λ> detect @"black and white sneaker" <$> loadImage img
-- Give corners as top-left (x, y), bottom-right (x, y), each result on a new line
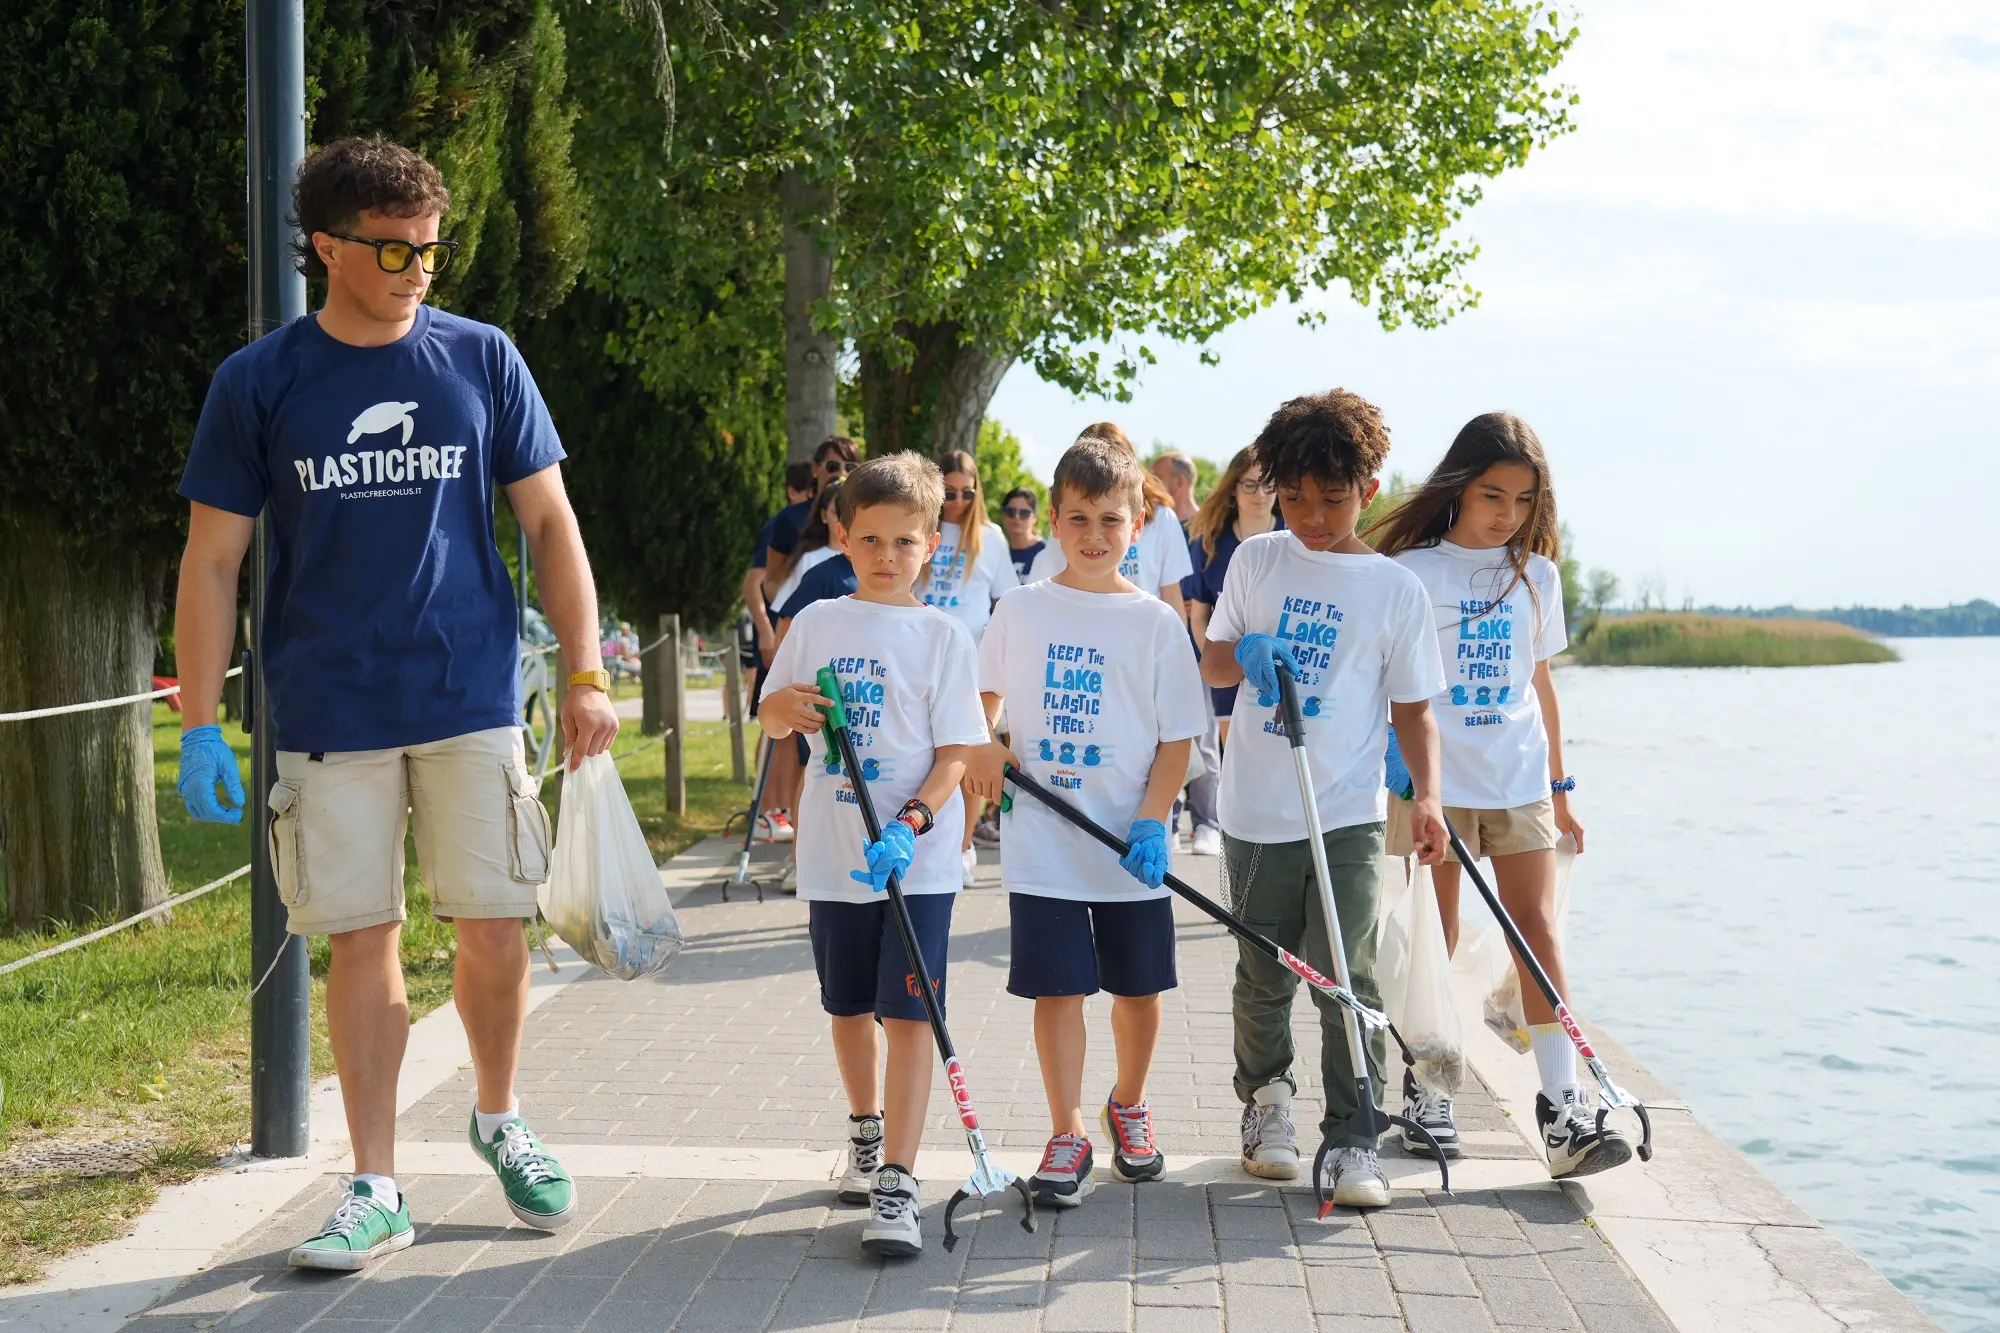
top-left (1400, 1071), bottom-right (1462, 1160)
top-left (837, 1113), bottom-right (884, 1206)
top-left (1538, 1088), bottom-right (1633, 1179)
top-left (861, 1165), bottom-right (923, 1258)
top-left (1030, 1133), bottom-right (1095, 1208)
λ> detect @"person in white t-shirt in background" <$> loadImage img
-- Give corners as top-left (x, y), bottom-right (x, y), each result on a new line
top-left (1200, 389), bottom-right (1448, 1210)
top-left (924, 449), bottom-right (1021, 884)
top-left (1372, 412), bottom-right (1628, 1183)
top-left (1154, 449), bottom-right (1226, 857)
top-left (1027, 424), bottom-right (1191, 626)
top-left (758, 453), bottom-right (988, 1258)
top-left (966, 438), bottom-right (1206, 1207)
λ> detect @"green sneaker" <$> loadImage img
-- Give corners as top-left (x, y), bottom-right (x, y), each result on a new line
top-left (469, 1112), bottom-right (575, 1229)
top-left (287, 1178), bottom-right (414, 1271)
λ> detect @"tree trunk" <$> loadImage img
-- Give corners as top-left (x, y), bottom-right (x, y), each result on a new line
top-left (860, 321), bottom-right (1015, 458)
top-left (779, 169), bottom-right (838, 463)
top-left (0, 509), bottom-right (168, 932)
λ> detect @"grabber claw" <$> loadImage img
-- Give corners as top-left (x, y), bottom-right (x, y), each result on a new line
top-left (1592, 1076), bottom-right (1655, 1163)
top-left (942, 1163), bottom-right (1036, 1252)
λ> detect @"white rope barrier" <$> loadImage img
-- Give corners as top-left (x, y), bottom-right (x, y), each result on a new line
top-left (0, 864), bottom-right (253, 979)
top-left (0, 666), bottom-right (243, 725)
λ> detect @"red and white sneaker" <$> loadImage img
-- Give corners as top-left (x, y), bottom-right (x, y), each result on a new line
top-left (1101, 1097), bottom-right (1165, 1182)
top-left (1029, 1133), bottom-right (1095, 1208)
top-left (755, 809), bottom-right (795, 843)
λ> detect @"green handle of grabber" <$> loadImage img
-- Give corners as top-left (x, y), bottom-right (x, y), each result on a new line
top-left (814, 666), bottom-right (851, 735)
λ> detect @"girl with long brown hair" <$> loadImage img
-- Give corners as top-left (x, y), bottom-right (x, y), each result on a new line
top-left (928, 448), bottom-right (1021, 884)
top-left (1373, 412), bottom-right (1625, 1183)
top-left (1185, 446), bottom-right (1281, 751)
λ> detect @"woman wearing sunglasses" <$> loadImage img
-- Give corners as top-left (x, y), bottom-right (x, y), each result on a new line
top-left (999, 488), bottom-right (1045, 580)
top-left (924, 450), bottom-right (1022, 884)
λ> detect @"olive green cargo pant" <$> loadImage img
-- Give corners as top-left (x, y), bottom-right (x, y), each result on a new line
top-left (1225, 823), bottom-right (1387, 1148)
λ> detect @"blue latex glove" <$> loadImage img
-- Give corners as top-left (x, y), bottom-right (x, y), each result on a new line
top-left (1233, 633), bottom-right (1295, 705)
top-left (1383, 725), bottom-right (1414, 801)
top-left (849, 819), bottom-right (917, 894)
top-left (1118, 819), bottom-right (1170, 889)
top-left (178, 724), bottom-right (246, 824)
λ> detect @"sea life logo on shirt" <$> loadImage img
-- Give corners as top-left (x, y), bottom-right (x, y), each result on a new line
top-left (293, 398), bottom-right (469, 496)
top-left (1452, 598), bottom-right (1515, 727)
top-left (348, 401), bottom-right (419, 446)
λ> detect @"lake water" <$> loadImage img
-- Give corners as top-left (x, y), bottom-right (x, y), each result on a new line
top-left (1541, 638), bottom-right (1999, 1331)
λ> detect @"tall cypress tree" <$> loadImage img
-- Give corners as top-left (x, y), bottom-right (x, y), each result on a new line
top-left (0, 1), bottom-right (585, 931)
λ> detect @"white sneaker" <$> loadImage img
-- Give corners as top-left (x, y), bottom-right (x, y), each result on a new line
top-left (755, 810), bottom-right (795, 844)
top-left (1190, 825), bottom-right (1223, 857)
top-left (837, 1114), bottom-right (883, 1206)
top-left (961, 846), bottom-right (979, 888)
top-left (1240, 1080), bottom-right (1300, 1179)
top-left (1320, 1146), bottom-right (1391, 1209)
top-left (1538, 1088), bottom-right (1632, 1179)
top-left (861, 1165), bottom-right (923, 1258)
top-left (1400, 1072), bottom-right (1462, 1160)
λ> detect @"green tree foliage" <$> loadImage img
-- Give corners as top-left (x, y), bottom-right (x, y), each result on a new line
top-left (537, 0), bottom-right (787, 624)
top-left (521, 286), bottom-right (782, 627)
top-left (976, 420), bottom-right (1046, 526)
top-left (307, 0), bottom-right (587, 330)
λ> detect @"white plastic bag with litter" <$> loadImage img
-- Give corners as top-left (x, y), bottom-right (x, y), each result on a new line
top-left (1378, 859), bottom-right (1464, 1094)
top-left (539, 753), bottom-right (685, 980)
top-left (1471, 835), bottom-right (1576, 1052)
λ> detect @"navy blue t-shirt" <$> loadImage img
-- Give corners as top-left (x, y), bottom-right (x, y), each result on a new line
top-left (179, 306), bottom-right (564, 753)
top-left (1008, 540), bottom-right (1044, 582)
top-left (1188, 519), bottom-right (1283, 716)
top-left (775, 555), bottom-right (857, 621)
top-left (752, 500), bottom-right (810, 569)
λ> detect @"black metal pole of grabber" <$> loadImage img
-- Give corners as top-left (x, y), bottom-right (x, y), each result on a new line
top-left (246, 0), bottom-right (311, 1159)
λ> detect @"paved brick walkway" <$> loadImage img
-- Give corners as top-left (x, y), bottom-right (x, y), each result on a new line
top-left (123, 844), bottom-right (1672, 1331)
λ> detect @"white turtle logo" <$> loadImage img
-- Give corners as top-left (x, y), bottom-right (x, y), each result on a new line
top-left (347, 401), bottom-right (419, 446)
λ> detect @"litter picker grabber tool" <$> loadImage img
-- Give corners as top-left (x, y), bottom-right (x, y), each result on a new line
top-left (1443, 821), bottom-right (1655, 1162)
top-left (815, 666), bottom-right (1033, 1251)
top-left (1273, 672), bottom-right (1450, 1211)
top-left (720, 732), bottom-right (775, 901)
top-left (1001, 768), bottom-right (1390, 1033)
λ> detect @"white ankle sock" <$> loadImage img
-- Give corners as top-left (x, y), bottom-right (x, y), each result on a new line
top-left (476, 1103), bottom-right (521, 1142)
top-left (1529, 1024), bottom-right (1578, 1102)
top-left (354, 1173), bottom-right (399, 1211)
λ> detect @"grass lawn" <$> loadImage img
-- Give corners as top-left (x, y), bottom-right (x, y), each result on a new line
top-left (0, 688), bottom-right (753, 1284)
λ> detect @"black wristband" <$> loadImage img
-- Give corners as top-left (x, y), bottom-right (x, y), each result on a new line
top-left (896, 798), bottom-right (934, 836)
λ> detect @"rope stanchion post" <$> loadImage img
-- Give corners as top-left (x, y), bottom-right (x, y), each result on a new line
top-left (246, 0), bottom-right (311, 1161)
top-left (662, 613), bottom-right (685, 815)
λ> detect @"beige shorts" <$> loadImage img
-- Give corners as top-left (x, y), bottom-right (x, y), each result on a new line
top-left (268, 726), bottom-right (552, 936)
top-left (1386, 795), bottom-right (1558, 862)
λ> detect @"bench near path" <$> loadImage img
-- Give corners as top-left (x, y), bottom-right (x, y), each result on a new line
top-left (16, 837), bottom-right (1938, 1333)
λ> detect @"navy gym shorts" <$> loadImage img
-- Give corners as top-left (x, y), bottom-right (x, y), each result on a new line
top-left (808, 895), bottom-right (955, 1021)
top-left (1006, 893), bottom-right (1178, 999)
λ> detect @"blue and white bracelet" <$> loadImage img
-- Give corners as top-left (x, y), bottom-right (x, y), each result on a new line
top-left (1551, 776), bottom-right (1576, 794)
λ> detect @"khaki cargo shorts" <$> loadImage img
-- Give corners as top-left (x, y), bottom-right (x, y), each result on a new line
top-left (1386, 794), bottom-right (1557, 862)
top-left (268, 726), bottom-right (552, 936)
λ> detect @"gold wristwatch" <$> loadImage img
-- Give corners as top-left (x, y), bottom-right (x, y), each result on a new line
top-left (567, 668), bottom-right (611, 692)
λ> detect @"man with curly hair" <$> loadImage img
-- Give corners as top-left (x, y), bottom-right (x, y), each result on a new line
top-left (1198, 389), bottom-right (1449, 1208)
top-left (173, 137), bottom-right (618, 1269)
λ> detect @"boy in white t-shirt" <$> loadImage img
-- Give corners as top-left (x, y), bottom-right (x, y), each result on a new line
top-left (1199, 389), bottom-right (1449, 1210)
top-left (966, 440), bottom-right (1207, 1210)
top-left (759, 453), bottom-right (988, 1259)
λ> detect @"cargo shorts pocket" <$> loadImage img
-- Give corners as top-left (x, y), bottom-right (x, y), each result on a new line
top-left (506, 763), bottom-right (553, 885)
top-left (267, 780), bottom-right (308, 907)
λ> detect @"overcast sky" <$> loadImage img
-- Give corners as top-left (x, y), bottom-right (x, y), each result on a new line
top-left (986, 0), bottom-right (1999, 608)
